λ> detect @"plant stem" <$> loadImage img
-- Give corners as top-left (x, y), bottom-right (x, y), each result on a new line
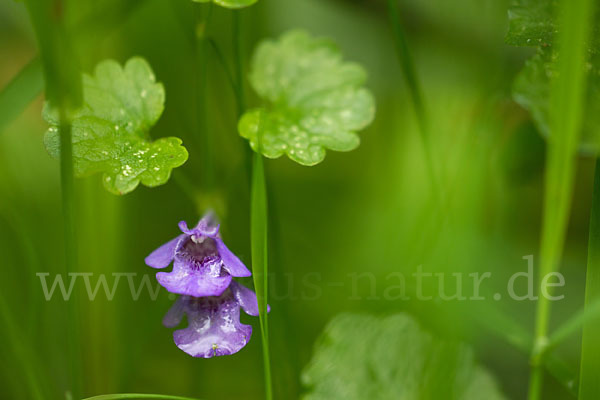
top-left (579, 158), bottom-right (600, 399)
top-left (230, 11), bottom-right (272, 398)
top-left (386, 0), bottom-right (439, 201)
top-left (194, 3), bottom-right (215, 191)
top-left (232, 12), bottom-right (246, 116)
top-left (527, 0), bottom-right (595, 398)
top-left (251, 150), bottom-right (273, 400)
top-left (59, 107), bottom-right (83, 400)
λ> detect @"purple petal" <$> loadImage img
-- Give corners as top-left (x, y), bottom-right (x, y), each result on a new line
top-left (178, 220), bottom-right (194, 235)
top-left (215, 238), bottom-right (251, 277)
top-left (145, 234), bottom-right (185, 269)
top-left (230, 281), bottom-right (271, 316)
top-left (195, 213), bottom-right (220, 237)
top-left (156, 258), bottom-right (232, 297)
top-left (163, 296), bottom-right (186, 328)
top-left (178, 213), bottom-right (220, 238)
top-left (173, 292), bottom-right (252, 358)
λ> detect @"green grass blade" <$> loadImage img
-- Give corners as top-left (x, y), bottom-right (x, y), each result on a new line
top-left (528, 0), bottom-right (595, 398)
top-left (475, 304), bottom-right (577, 396)
top-left (24, 0), bottom-right (84, 397)
top-left (81, 394), bottom-right (201, 400)
top-left (386, 0), bottom-right (439, 200)
top-left (547, 297), bottom-right (600, 350)
top-left (579, 158), bottom-right (600, 399)
top-left (0, 57), bottom-right (43, 133)
top-left (194, 3), bottom-right (215, 190)
top-left (251, 150), bottom-right (273, 400)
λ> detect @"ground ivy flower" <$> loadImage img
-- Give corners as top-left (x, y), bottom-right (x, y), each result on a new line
top-left (163, 281), bottom-right (267, 358)
top-left (145, 214), bottom-right (251, 297)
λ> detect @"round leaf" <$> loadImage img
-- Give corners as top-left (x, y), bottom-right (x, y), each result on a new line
top-left (43, 57), bottom-right (189, 195)
top-left (302, 313), bottom-right (506, 400)
top-left (239, 30), bottom-right (375, 166)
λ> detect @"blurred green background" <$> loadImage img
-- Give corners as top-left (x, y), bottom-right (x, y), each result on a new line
top-left (0, 0), bottom-right (592, 399)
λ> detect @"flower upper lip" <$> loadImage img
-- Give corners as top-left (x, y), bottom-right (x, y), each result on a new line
top-left (145, 214), bottom-right (251, 298)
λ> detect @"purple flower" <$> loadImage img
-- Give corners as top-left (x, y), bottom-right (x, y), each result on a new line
top-left (145, 214), bottom-right (251, 297)
top-left (163, 281), bottom-right (265, 358)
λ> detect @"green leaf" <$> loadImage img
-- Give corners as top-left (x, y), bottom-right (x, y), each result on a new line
top-left (43, 57), bottom-right (188, 195)
top-left (506, 0), bottom-right (554, 47)
top-left (513, 46), bottom-right (600, 155)
top-left (508, 0), bottom-right (600, 154)
top-left (191, 0), bottom-right (257, 9)
top-left (302, 313), bottom-right (506, 400)
top-left (239, 30), bottom-right (375, 166)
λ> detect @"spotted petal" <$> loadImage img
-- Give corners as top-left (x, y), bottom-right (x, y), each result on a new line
top-left (171, 292), bottom-right (252, 358)
top-left (156, 258), bottom-right (232, 297)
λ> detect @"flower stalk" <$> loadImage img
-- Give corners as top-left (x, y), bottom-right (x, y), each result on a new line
top-left (527, 0), bottom-right (595, 398)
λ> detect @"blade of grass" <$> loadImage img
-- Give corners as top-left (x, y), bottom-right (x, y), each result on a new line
top-left (547, 297), bottom-right (600, 351)
top-left (0, 57), bottom-right (43, 133)
top-left (81, 394), bottom-right (201, 400)
top-left (386, 0), bottom-right (440, 202)
top-left (528, 0), bottom-right (595, 398)
top-left (24, 0), bottom-right (84, 397)
top-left (1, 1), bottom-right (147, 135)
top-left (250, 133), bottom-right (273, 400)
top-left (578, 158), bottom-right (600, 399)
top-left (229, 10), bottom-right (271, 399)
top-left (232, 12), bottom-right (246, 117)
top-left (194, 2), bottom-right (215, 190)
top-left (475, 304), bottom-right (578, 396)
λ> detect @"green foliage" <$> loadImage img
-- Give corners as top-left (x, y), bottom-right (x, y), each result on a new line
top-left (239, 30), bottom-right (375, 166)
top-left (43, 57), bottom-right (188, 195)
top-left (508, 0), bottom-right (600, 154)
top-left (302, 313), bottom-right (506, 400)
top-left (192, 0), bottom-right (257, 9)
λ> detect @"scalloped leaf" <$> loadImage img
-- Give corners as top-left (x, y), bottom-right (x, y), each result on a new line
top-left (43, 57), bottom-right (188, 195)
top-left (302, 313), bottom-right (506, 400)
top-left (507, 0), bottom-right (600, 154)
top-left (239, 30), bottom-right (375, 166)
top-left (192, 0), bottom-right (257, 9)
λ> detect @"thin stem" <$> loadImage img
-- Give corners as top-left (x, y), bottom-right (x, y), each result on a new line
top-left (579, 158), bottom-right (600, 399)
top-left (226, 13), bottom-right (251, 183)
top-left (527, 0), bottom-right (595, 398)
top-left (232, 12), bottom-right (246, 116)
top-left (194, 3), bottom-right (215, 191)
top-left (59, 107), bottom-right (83, 400)
top-left (232, 11), bottom-right (272, 398)
top-left (208, 38), bottom-right (236, 97)
top-left (386, 0), bottom-right (439, 201)
top-left (251, 151), bottom-right (273, 400)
